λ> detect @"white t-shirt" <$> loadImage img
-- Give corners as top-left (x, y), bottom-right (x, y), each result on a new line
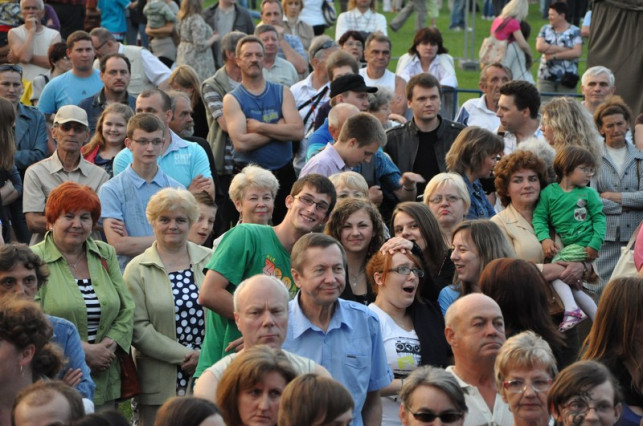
top-left (369, 303), bottom-right (420, 426)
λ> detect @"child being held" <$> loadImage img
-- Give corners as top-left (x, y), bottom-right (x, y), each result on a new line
top-left (533, 145), bottom-right (604, 332)
top-left (143, 0), bottom-right (178, 29)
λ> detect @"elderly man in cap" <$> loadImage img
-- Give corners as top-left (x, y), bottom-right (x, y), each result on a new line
top-left (23, 105), bottom-right (109, 245)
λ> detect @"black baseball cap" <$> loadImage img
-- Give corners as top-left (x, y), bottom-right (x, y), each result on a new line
top-left (330, 74), bottom-right (378, 98)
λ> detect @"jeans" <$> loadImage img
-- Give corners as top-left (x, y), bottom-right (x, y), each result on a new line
top-left (449, 0), bottom-right (465, 28)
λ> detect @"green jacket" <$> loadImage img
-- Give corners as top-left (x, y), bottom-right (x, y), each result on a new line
top-left (33, 233), bottom-right (135, 405)
top-left (123, 241), bottom-right (212, 405)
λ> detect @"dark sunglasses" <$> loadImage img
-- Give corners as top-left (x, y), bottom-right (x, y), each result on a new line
top-left (0, 64), bottom-right (23, 76)
top-left (311, 40), bottom-right (337, 59)
top-left (57, 122), bottom-right (87, 132)
top-left (407, 410), bottom-right (464, 423)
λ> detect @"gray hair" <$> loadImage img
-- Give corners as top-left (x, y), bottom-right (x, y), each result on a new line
top-left (423, 172), bottom-right (471, 214)
top-left (221, 31), bottom-right (246, 60)
top-left (516, 137), bottom-right (556, 183)
top-left (233, 274), bottom-right (289, 312)
top-left (308, 35), bottom-right (335, 63)
top-left (167, 90), bottom-right (192, 112)
top-left (399, 366), bottom-right (468, 413)
top-left (228, 164), bottom-right (280, 203)
top-left (581, 66), bottom-right (615, 87)
top-left (146, 188), bottom-right (199, 226)
top-left (367, 86), bottom-right (393, 112)
top-left (21, 0), bottom-right (44, 10)
top-left (254, 24), bottom-right (278, 38)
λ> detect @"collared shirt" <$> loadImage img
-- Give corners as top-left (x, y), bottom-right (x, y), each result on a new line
top-left (502, 127), bottom-right (544, 155)
top-left (455, 95), bottom-right (500, 131)
top-left (463, 174), bottom-right (496, 219)
top-left (283, 294), bottom-right (393, 426)
top-left (98, 164), bottom-right (184, 270)
top-left (291, 73), bottom-right (330, 133)
top-left (77, 88), bottom-right (137, 136)
top-left (299, 143), bottom-right (349, 177)
top-left (113, 130), bottom-right (212, 187)
top-left (15, 102), bottom-right (48, 172)
top-left (280, 33), bottom-right (307, 62)
top-left (263, 56), bottom-right (299, 87)
top-left (397, 53), bottom-right (458, 87)
top-left (446, 366), bottom-right (514, 426)
top-left (335, 8), bottom-right (387, 41)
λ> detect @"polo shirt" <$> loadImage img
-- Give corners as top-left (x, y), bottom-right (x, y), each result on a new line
top-left (502, 127), bottom-right (544, 155)
top-left (455, 95), bottom-right (500, 131)
top-left (263, 57), bottom-right (299, 87)
top-left (37, 69), bottom-right (104, 115)
top-left (299, 143), bottom-right (349, 177)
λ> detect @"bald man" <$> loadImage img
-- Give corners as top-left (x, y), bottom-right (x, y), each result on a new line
top-left (444, 293), bottom-right (513, 426)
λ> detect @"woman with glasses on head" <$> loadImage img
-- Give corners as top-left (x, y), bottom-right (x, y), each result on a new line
top-left (367, 248), bottom-right (450, 425)
top-left (446, 127), bottom-right (504, 220)
top-left (495, 331), bottom-right (558, 426)
top-left (399, 365), bottom-right (467, 426)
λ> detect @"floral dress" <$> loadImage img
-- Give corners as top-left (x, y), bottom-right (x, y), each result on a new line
top-left (176, 14), bottom-right (216, 81)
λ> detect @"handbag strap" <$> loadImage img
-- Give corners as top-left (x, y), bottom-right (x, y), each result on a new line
top-left (624, 221), bottom-right (643, 251)
top-left (493, 17), bottom-right (512, 35)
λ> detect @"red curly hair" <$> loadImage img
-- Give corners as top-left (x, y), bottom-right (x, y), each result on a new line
top-left (45, 181), bottom-right (101, 226)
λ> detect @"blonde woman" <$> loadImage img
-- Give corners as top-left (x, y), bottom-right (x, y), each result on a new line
top-left (176, 0), bottom-right (218, 81)
top-left (334, 0), bottom-right (386, 41)
top-left (492, 0), bottom-right (533, 82)
top-left (282, 0), bottom-right (314, 50)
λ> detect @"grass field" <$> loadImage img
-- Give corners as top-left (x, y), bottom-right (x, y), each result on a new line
top-left (203, 0), bottom-right (589, 105)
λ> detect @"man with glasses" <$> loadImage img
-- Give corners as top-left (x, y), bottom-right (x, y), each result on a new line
top-left (282, 232), bottom-right (392, 426)
top-left (444, 293), bottom-right (513, 426)
top-left (196, 174), bottom-right (336, 377)
top-left (23, 105), bottom-right (109, 245)
top-left (98, 113), bottom-right (183, 271)
top-left (37, 31), bottom-right (103, 118)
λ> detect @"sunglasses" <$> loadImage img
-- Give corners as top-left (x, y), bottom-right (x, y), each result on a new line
top-left (407, 410), bottom-right (464, 423)
top-left (0, 64), bottom-right (23, 76)
top-left (57, 122), bottom-right (87, 133)
top-left (311, 40), bottom-right (337, 59)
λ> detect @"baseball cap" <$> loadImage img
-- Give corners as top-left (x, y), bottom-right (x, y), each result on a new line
top-left (54, 105), bottom-right (89, 127)
top-left (330, 74), bottom-right (378, 98)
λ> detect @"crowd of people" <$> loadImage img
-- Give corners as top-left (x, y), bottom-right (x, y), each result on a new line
top-left (0, 0), bottom-right (642, 425)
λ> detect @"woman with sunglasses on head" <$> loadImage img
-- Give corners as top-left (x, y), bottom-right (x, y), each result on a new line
top-left (367, 249), bottom-right (450, 425)
top-left (399, 365), bottom-right (468, 426)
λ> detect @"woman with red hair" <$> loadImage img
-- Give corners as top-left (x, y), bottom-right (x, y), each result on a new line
top-left (31, 181), bottom-right (134, 411)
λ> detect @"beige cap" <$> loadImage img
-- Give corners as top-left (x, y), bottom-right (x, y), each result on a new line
top-left (54, 105), bottom-right (89, 127)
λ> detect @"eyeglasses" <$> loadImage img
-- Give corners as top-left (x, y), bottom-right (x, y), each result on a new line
top-left (388, 266), bottom-right (425, 278)
top-left (503, 378), bottom-right (552, 394)
top-left (93, 40), bottom-right (108, 51)
top-left (312, 40), bottom-right (338, 59)
top-left (407, 410), bottom-right (464, 423)
top-left (0, 64), bottom-right (23, 76)
top-left (578, 166), bottom-right (595, 175)
top-left (56, 122), bottom-right (87, 133)
top-left (343, 41), bottom-right (363, 48)
top-left (428, 195), bottom-right (462, 204)
top-left (564, 399), bottom-right (615, 415)
top-left (131, 138), bottom-right (164, 146)
top-left (294, 195), bottom-right (330, 212)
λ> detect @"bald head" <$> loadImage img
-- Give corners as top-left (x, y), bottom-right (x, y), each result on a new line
top-left (328, 103), bottom-right (360, 140)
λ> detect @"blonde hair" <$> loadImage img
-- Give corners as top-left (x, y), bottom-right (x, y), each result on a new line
top-left (347, 0), bottom-right (376, 11)
top-left (168, 65), bottom-right (202, 108)
top-left (500, 0), bottom-right (529, 20)
top-left (329, 171), bottom-right (369, 199)
top-left (178, 0), bottom-right (202, 20)
top-left (423, 172), bottom-right (471, 214)
top-left (146, 188), bottom-right (200, 226)
top-left (81, 104), bottom-right (134, 157)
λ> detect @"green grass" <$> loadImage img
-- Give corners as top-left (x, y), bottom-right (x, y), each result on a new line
top-left (203, 0), bottom-right (589, 105)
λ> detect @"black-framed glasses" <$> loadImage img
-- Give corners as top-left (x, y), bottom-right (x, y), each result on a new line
top-left (131, 138), bottom-right (164, 146)
top-left (503, 378), bottom-right (552, 394)
top-left (428, 195), bottom-right (462, 204)
top-left (0, 64), bottom-right (23, 76)
top-left (294, 195), bottom-right (329, 212)
top-left (407, 410), bottom-right (464, 423)
top-left (311, 40), bottom-right (337, 59)
top-left (56, 122), bottom-right (87, 133)
top-left (388, 266), bottom-right (425, 278)
top-left (563, 399), bottom-right (615, 415)
top-left (93, 40), bottom-right (108, 51)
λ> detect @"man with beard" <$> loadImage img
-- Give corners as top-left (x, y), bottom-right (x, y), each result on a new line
top-left (78, 54), bottom-right (136, 136)
top-left (37, 31), bottom-right (103, 118)
top-left (455, 64), bottom-right (512, 131)
top-left (444, 293), bottom-right (513, 426)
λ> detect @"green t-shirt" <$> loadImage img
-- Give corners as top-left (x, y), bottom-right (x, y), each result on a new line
top-left (195, 224), bottom-right (294, 377)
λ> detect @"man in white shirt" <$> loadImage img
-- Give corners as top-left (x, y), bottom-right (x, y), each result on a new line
top-left (456, 63), bottom-right (511, 131)
top-left (580, 66), bottom-right (615, 115)
top-left (497, 80), bottom-right (543, 154)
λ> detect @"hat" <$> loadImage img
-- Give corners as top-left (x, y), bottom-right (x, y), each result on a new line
top-left (54, 105), bottom-right (89, 127)
top-left (330, 74), bottom-right (377, 98)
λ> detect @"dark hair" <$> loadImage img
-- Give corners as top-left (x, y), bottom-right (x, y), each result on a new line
top-left (235, 35), bottom-right (265, 58)
top-left (138, 88), bottom-right (172, 112)
top-left (326, 50), bottom-right (359, 80)
top-left (254, 23), bottom-right (279, 38)
top-left (66, 30), bottom-right (92, 51)
top-left (126, 112), bottom-right (165, 138)
top-left (325, 198), bottom-right (386, 260)
top-left (549, 1), bottom-right (568, 16)
top-left (445, 127), bottom-right (504, 175)
top-left (47, 42), bottom-right (68, 70)
top-left (290, 174), bottom-right (337, 214)
top-left (99, 53), bottom-right (131, 74)
top-left (337, 112), bottom-right (386, 147)
top-left (494, 150), bottom-right (548, 207)
top-left (0, 298), bottom-right (63, 380)
top-left (337, 30), bottom-right (365, 48)
top-left (154, 397), bottom-right (221, 426)
top-left (553, 145), bottom-right (596, 181)
top-left (479, 258), bottom-right (565, 353)
top-left (291, 233), bottom-right (347, 273)
top-left (0, 243), bottom-right (49, 289)
top-left (406, 73), bottom-right (441, 100)
top-left (593, 95), bottom-right (633, 130)
top-left (499, 80), bottom-right (541, 119)
top-left (70, 410), bottom-right (130, 426)
top-left (409, 27), bottom-right (448, 56)
top-left (13, 380), bottom-right (85, 424)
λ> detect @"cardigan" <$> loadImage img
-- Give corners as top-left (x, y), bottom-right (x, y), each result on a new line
top-left (123, 241), bottom-right (212, 405)
top-left (33, 234), bottom-right (135, 405)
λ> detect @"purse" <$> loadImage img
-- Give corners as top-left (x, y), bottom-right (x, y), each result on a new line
top-left (609, 222), bottom-right (642, 281)
top-left (321, 0), bottom-right (337, 27)
top-left (479, 18), bottom-right (511, 66)
top-left (117, 349), bottom-right (141, 401)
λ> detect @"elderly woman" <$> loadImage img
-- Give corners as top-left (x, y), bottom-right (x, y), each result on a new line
top-left (7, 0), bottom-right (62, 81)
top-left (334, 0), bottom-right (386, 41)
top-left (548, 361), bottom-right (623, 426)
top-left (325, 198), bottom-right (387, 304)
top-left (446, 127), bottom-right (504, 219)
top-left (581, 277), bottom-right (643, 425)
top-left (0, 297), bottom-right (64, 426)
top-left (593, 97), bottom-right (643, 289)
top-left (399, 365), bottom-right (468, 426)
top-left (329, 171), bottom-right (369, 201)
top-left (279, 374), bottom-right (354, 426)
top-left (367, 249), bottom-right (449, 425)
top-left (123, 188), bottom-right (212, 426)
top-left (168, 65), bottom-right (209, 139)
top-left (32, 182), bottom-right (134, 410)
top-left (282, 0), bottom-right (314, 51)
top-left (494, 331), bottom-right (558, 426)
top-left (396, 27), bottom-right (457, 88)
top-left (337, 30), bottom-right (365, 63)
top-left (439, 219), bottom-right (516, 314)
top-left (216, 345), bottom-right (297, 426)
top-left (480, 258), bottom-right (568, 367)
top-left (368, 86), bottom-right (406, 129)
top-left (423, 173), bottom-right (471, 247)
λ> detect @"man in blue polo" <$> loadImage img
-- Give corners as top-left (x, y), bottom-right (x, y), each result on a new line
top-left (283, 233), bottom-right (392, 426)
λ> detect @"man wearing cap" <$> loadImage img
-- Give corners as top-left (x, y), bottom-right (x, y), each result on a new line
top-left (222, 35), bottom-right (304, 223)
top-left (23, 105), bottom-right (109, 245)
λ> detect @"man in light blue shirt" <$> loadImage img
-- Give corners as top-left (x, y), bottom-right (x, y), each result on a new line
top-left (99, 113), bottom-right (183, 271)
top-left (283, 233), bottom-right (392, 426)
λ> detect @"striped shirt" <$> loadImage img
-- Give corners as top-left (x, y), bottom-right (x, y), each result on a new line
top-left (76, 278), bottom-right (101, 343)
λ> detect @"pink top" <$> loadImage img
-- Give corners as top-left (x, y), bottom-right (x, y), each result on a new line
top-left (491, 16), bottom-right (520, 41)
top-left (634, 226), bottom-right (643, 271)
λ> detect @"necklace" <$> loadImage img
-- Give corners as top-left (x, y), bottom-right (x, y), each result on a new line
top-left (64, 251), bottom-right (86, 277)
top-left (348, 265), bottom-right (365, 288)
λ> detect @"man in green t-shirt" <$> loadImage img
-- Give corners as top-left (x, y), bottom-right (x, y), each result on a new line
top-left (195, 173), bottom-right (336, 377)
